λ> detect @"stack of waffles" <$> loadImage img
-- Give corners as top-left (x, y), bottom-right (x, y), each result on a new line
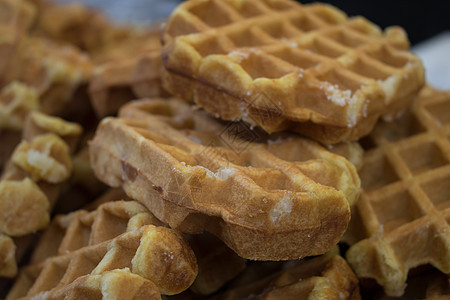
top-left (0, 0), bottom-right (448, 299)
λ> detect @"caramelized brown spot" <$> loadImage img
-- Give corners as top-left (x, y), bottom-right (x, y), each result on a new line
top-left (152, 185), bottom-right (163, 194)
top-left (121, 161), bottom-right (138, 182)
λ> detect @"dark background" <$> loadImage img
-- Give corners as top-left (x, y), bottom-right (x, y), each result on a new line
top-left (299, 0), bottom-right (450, 45)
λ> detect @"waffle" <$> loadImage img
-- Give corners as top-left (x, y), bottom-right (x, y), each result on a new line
top-left (212, 254), bottom-right (360, 299)
top-left (345, 87), bottom-right (450, 297)
top-left (10, 133), bottom-right (72, 184)
top-left (89, 98), bottom-right (360, 260)
top-left (89, 31), bottom-right (164, 117)
top-left (17, 268), bottom-right (162, 300)
top-left (28, 200), bottom-right (163, 264)
top-left (161, 0), bottom-right (424, 144)
top-left (0, 178), bottom-right (48, 278)
top-left (0, 178), bottom-right (49, 238)
top-left (7, 201), bottom-right (198, 299)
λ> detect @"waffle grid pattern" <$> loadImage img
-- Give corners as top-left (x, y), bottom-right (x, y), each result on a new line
top-left (162, 0), bottom-right (424, 143)
top-left (29, 201), bottom-right (161, 264)
top-left (346, 87), bottom-right (450, 297)
top-left (7, 201), bottom-right (196, 299)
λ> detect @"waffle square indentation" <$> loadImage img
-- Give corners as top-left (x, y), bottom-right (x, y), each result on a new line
top-left (268, 48), bottom-right (320, 70)
top-left (421, 174), bottom-right (450, 211)
top-left (371, 190), bottom-right (423, 233)
top-left (426, 101), bottom-right (450, 127)
top-left (399, 142), bottom-right (448, 175)
top-left (262, 0), bottom-right (298, 11)
top-left (366, 46), bottom-right (410, 69)
top-left (189, 0), bottom-right (237, 27)
top-left (382, 112), bottom-right (426, 142)
top-left (360, 154), bottom-right (400, 191)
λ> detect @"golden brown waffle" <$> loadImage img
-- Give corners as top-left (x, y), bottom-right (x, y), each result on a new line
top-left (0, 178), bottom-right (48, 278)
top-left (29, 200), bottom-right (163, 264)
top-left (10, 134), bottom-right (72, 184)
top-left (89, 98), bottom-right (360, 260)
top-left (345, 87), bottom-right (450, 297)
top-left (161, 0), bottom-right (424, 144)
top-left (212, 254), bottom-right (360, 299)
top-left (7, 201), bottom-right (198, 299)
top-left (18, 268), bottom-right (162, 300)
top-left (89, 32), bottom-right (164, 117)
top-left (0, 178), bottom-right (49, 237)
top-left (1, 109), bottom-right (81, 188)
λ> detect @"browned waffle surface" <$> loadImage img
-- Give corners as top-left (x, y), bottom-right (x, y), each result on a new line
top-left (89, 98), bottom-right (360, 260)
top-left (345, 87), bottom-right (450, 297)
top-left (29, 200), bottom-right (164, 265)
top-left (18, 268), bottom-right (162, 300)
top-left (212, 254), bottom-right (360, 299)
top-left (161, 0), bottom-right (424, 144)
top-left (0, 178), bottom-right (49, 238)
top-left (7, 201), bottom-right (197, 299)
